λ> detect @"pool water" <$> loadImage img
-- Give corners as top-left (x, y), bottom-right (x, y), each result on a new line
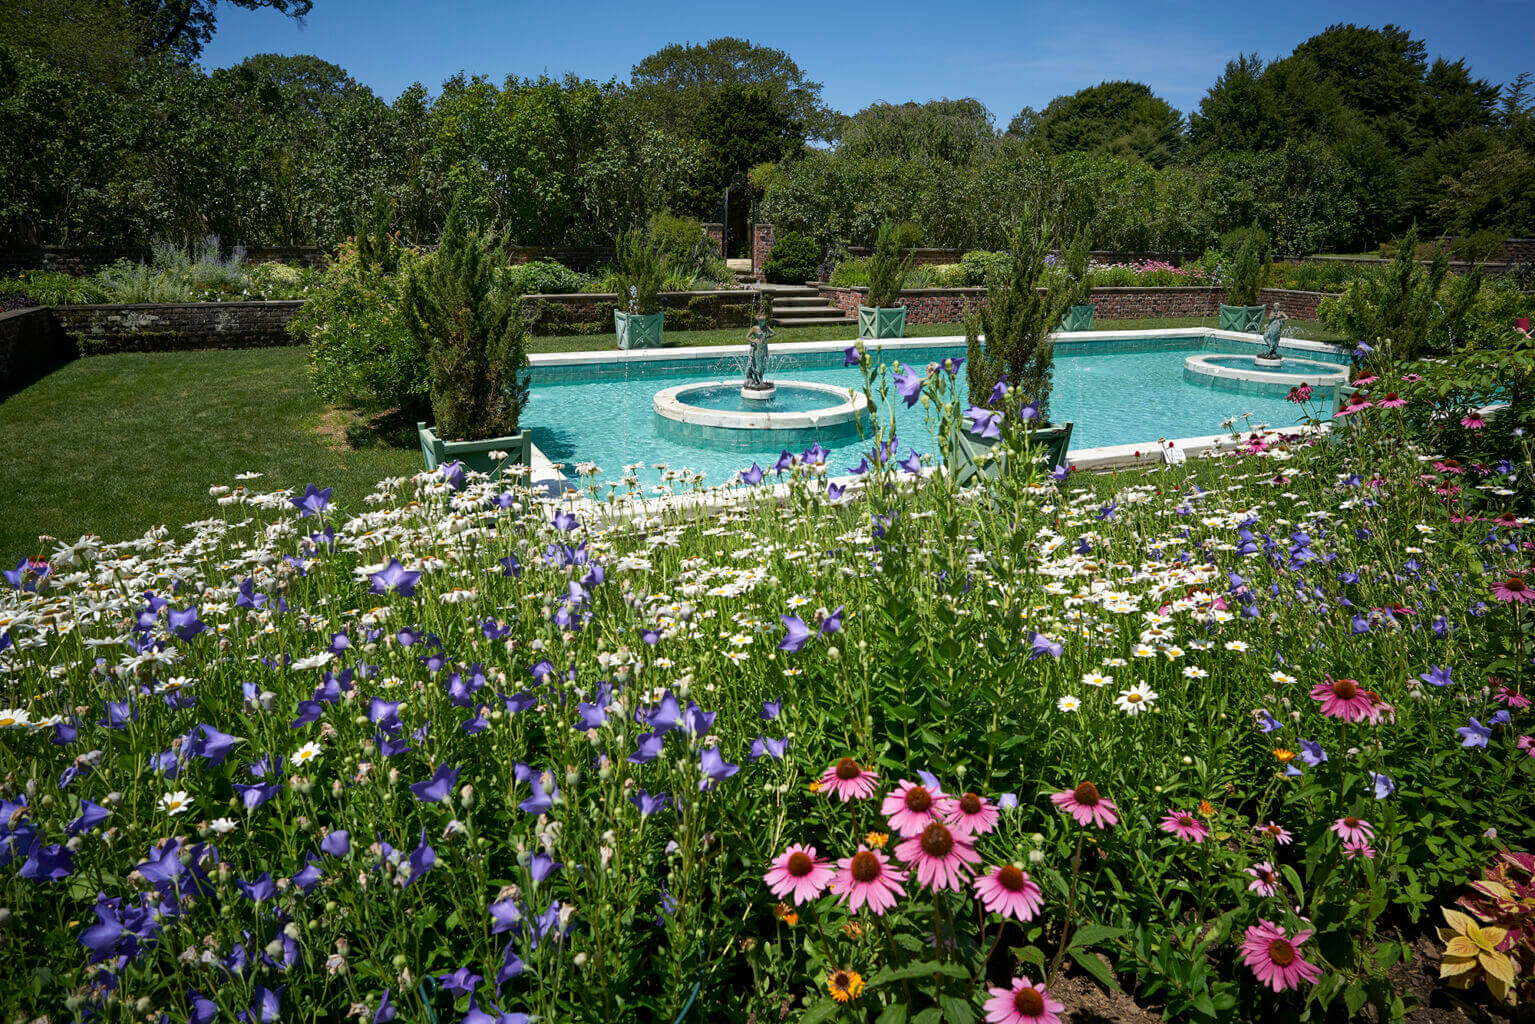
top-left (678, 383), bottom-right (851, 413)
top-left (523, 340), bottom-right (1332, 488)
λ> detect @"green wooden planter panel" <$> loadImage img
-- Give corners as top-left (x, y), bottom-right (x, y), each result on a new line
top-left (949, 422), bottom-right (1074, 487)
top-left (858, 305), bottom-right (907, 340)
top-left (615, 310), bottom-right (665, 350)
top-left (1218, 304), bottom-right (1267, 332)
top-left (418, 422), bottom-right (532, 477)
top-left (1060, 304), bottom-right (1096, 331)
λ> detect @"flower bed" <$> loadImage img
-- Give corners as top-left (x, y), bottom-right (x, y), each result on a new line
top-left (1, 366), bottom-right (1532, 1022)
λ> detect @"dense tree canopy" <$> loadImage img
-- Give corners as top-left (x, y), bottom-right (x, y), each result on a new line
top-left (2, 17), bottom-right (1531, 254)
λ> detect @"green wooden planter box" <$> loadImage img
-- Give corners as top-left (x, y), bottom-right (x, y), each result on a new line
top-left (418, 422), bottom-right (532, 477)
top-left (615, 310), bottom-right (664, 350)
top-left (1219, 304), bottom-right (1267, 332)
top-left (949, 422), bottom-right (1074, 487)
top-left (1060, 304), bottom-right (1096, 331)
top-left (858, 305), bottom-right (907, 340)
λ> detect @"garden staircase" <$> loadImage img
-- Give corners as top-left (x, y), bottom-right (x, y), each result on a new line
top-left (754, 283), bottom-right (854, 329)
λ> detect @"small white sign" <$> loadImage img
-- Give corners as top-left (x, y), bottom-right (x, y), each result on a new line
top-left (1163, 445), bottom-right (1187, 465)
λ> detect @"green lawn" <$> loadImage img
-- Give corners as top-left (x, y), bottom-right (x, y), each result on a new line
top-left (0, 347), bottom-right (420, 559)
top-left (529, 315), bottom-right (1347, 351)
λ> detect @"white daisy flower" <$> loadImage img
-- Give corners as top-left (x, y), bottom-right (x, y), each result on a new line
top-left (290, 742), bottom-right (323, 767)
top-left (209, 817), bottom-right (238, 835)
top-left (1082, 671), bottom-right (1113, 688)
top-left (1056, 695), bottom-right (1082, 713)
top-left (159, 791), bottom-right (193, 816)
top-left (1224, 640), bottom-right (1251, 653)
top-left (0, 708), bottom-right (31, 729)
top-left (1114, 682), bottom-right (1159, 716)
top-left (1182, 666), bottom-right (1208, 679)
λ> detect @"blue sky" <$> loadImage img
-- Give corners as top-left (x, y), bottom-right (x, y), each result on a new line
top-left (201, 0), bottom-right (1534, 119)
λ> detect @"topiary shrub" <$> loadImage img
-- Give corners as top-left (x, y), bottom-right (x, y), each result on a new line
top-left (611, 228), bottom-right (669, 313)
top-left (960, 250), bottom-right (1011, 287)
top-left (865, 221), bottom-right (914, 309)
top-left (762, 232), bottom-right (820, 284)
top-left (505, 260), bottom-right (588, 296)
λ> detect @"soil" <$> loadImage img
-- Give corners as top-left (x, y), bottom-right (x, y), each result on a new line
top-left (1051, 964), bottom-right (1162, 1023)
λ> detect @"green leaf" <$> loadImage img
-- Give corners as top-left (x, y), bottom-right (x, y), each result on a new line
top-left (911, 1009), bottom-right (945, 1024)
top-left (1016, 944), bottom-right (1047, 969)
top-left (1068, 924), bottom-right (1127, 951)
top-left (1192, 992), bottom-right (1217, 1019)
top-left (798, 998), bottom-right (844, 1024)
top-left (1344, 981), bottom-right (1368, 1017)
top-left (878, 959), bottom-right (969, 982)
top-left (938, 994), bottom-right (976, 1024)
top-left (875, 1004), bottom-right (908, 1024)
top-left (1281, 864), bottom-right (1304, 905)
top-left (1069, 948), bottom-right (1119, 991)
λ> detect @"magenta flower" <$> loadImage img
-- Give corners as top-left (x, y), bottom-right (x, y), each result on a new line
top-left (1344, 839), bottom-right (1376, 860)
top-left (881, 779), bottom-right (947, 838)
top-left (1158, 810), bottom-right (1209, 843)
top-left (1255, 821), bottom-right (1293, 845)
top-left (1050, 781), bottom-right (1118, 828)
top-left (819, 758), bottom-right (879, 802)
top-left (763, 844), bottom-right (835, 905)
top-left (895, 822), bottom-right (980, 892)
top-left (1309, 677), bottom-right (1376, 722)
top-left (983, 976), bottom-right (1064, 1024)
top-left (974, 864), bottom-right (1043, 921)
top-left (1239, 920), bottom-right (1320, 992)
top-left (1461, 412), bottom-right (1485, 429)
top-left (832, 846), bottom-right (906, 915)
top-left (1492, 577), bottom-right (1534, 603)
top-left (942, 791), bottom-right (1000, 836)
top-left (1376, 391), bottom-right (1406, 408)
top-left (1246, 862), bottom-right (1280, 897)
top-left (1330, 815), bottom-right (1374, 844)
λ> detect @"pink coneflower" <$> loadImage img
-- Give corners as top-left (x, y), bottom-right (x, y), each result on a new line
top-left (1310, 677), bottom-right (1375, 722)
top-left (881, 779), bottom-right (947, 838)
top-left (1159, 810), bottom-right (1209, 843)
top-left (1330, 815), bottom-right (1374, 844)
top-left (820, 758), bottom-right (880, 802)
top-left (1255, 822), bottom-right (1293, 845)
top-left (1494, 685), bottom-right (1531, 708)
top-left (983, 976), bottom-right (1064, 1024)
top-left (1353, 374), bottom-right (1380, 386)
top-left (942, 791), bottom-right (1000, 836)
top-left (1050, 781), bottom-right (1118, 828)
top-left (1335, 395), bottom-right (1372, 417)
top-left (1286, 384), bottom-right (1313, 403)
top-left (1400, 372), bottom-right (1423, 383)
top-left (896, 822), bottom-right (981, 892)
top-left (1239, 920), bottom-right (1321, 992)
top-left (763, 844), bottom-right (835, 904)
top-left (1461, 412), bottom-right (1486, 429)
top-left (1344, 839), bottom-right (1376, 860)
top-left (1518, 735), bottom-right (1533, 759)
top-left (1492, 577), bottom-right (1534, 604)
top-left (1246, 862), bottom-right (1280, 897)
top-left (1376, 392), bottom-right (1406, 408)
top-left (973, 864), bottom-right (1044, 921)
top-left (832, 845), bottom-right (907, 915)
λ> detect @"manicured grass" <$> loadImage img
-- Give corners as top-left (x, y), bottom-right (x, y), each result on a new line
top-left (0, 347), bottom-right (420, 559)
top-left (528, 316), bottom-right (1348, 352)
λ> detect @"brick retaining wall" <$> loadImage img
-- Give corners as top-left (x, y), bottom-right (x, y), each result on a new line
top-left (518, 290), bottom-right (756, 335)
top-left (51, 301), bottom-right (306, 355)
top-left (841, 248), bottom-right (1204, 269)
top-left (819, 285), bottom-right (1328, 324)
top-left (0, 306), bottom-right (76, 393)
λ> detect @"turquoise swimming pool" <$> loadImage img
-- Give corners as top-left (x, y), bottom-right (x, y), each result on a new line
top-left (522, 336), bottom-right (1348, 487)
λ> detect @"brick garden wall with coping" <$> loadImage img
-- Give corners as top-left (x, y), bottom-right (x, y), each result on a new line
top-left (50, 302), bottom-right (307, 355)
top-left (818, 285), bottom-right (1330, 323)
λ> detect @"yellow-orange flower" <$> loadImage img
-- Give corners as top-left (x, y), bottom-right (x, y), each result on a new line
top-left (807, 780), bottom-right (823, 794)
top-left (772, 902), bottom-right (798, 926)
top-left (828, 969), bottom-right (865, 1003)
top-left (1198, 799), bottom-right (1216, 817)
top-left (864, 831), bottom-right (889, 849)
top-left (1273, 748), bottom-right (1296, 763)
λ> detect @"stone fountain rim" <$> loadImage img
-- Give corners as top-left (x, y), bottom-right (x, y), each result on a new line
top-left (653, 380), bottom-right (868, 431)
top-left (1184, 352), bottom-right (1350, 388)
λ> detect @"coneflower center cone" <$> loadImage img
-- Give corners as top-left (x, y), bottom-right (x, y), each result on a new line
top-left (1073, 782), bottom-right (1101, 806)
top-left (850, 851), bottom-right (881, 882)
top-left (919, 822), bottom-right (954, 857)
top-left (1014, 988), bottom-right (1046, 1016)
top-left (997, 865), bottom-right (1026, 891)
top-left (959, 793), bottom-right (982, 814)
top-left (1333, 679), bottom-right (1359, 699)
top-left (835, 758), bottom-right (861, 780)
top-left (1268, 938), bottom-right (1295, 966)
top-left (904, 786), bottom-right (933, 812)
top-left (786, 852), bottom-right (813, 877)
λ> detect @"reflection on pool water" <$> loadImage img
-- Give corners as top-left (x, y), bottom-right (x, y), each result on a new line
top-left (522, 338), bottom-right (1347, 488)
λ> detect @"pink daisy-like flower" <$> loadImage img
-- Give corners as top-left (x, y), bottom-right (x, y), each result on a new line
top-left (1255, 821), bottom-right (1293, 845)
top-left (974, 864), bottom-right (1044, 921)
top-left (1400, 373), bottom-right (1423, 383)
top-left (831, 845), bottom-right (907, 915)
top-left (820, 758), bottom-right (880, 802)
top-left (1246, 862), bottom-right (1280, 897)
top-left (1159, 810), bottom-right (1209, 843)
top-left (1352, 374), bottom-right (1380, 386)
top-left (983, 976), bottom-right (1064, 1024)
top-left (1334, 395), bottom-right (1372, 417)
top-left (1310, 677), bottom-right (1375, 722)
top-left (1492, 577), bottom-right (1534, 604)
top-left (1461, 412), bottom-right (1485, 429)
top-left (1344, 839), bottom-right (1376, 860)
top-left (942, 791), bottom-right (1000, 836)
top-left (895, 822), bottom-right (981, 892)
top-left (1376, 391), bottom-right (1406, 408)
top-left (1495, 686), bottom-right (1532, 709)
top-left (1239, 920), bottom-right (1321, 992)
top-left (1517, 735), bottom-right (1533, 759)
top-left (763, 844), bottom-right (835, 905)
top-left (1050, 781), bottom-right (1118, 828)
top-left (881, 779), bottom-right (947, 838)
top-left (1330, 815), bottom-right (1374, 845)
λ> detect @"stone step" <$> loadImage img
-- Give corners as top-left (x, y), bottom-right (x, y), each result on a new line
top-left (773, 316), bottom-right (856, 328)
top-left (771, 305), bottom-right (844, 319)
top-left (771, 296), bottom-right (834, 307)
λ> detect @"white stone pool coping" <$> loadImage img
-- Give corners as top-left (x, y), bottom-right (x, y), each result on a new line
top-left (524, 327), bottom-right (1348, 492)
top-left (1184, 352), bottom-right (1351, 388)
top-left (652, 380), bottom-right (868, 432)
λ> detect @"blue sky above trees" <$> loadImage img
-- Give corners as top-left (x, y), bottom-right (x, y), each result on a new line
top-left (200, 0), bottom-right (1535, 115)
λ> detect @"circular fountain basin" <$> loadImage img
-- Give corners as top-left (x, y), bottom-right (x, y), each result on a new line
top-left (1184, 352), bottom-right (1349, 397)
top-left (653, 381), bottom-right (868, 450)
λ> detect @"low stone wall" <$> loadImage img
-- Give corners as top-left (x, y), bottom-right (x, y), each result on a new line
top-left (519, 290), bottom-right (756, 336)
top-left (841, 247), bottom-right (1203, 269)
top-left (51, 302), bottom-right (306, 355)
top-left (0, 306), bottom-right (75, 393)
top-left (818, 285), bottom-right (1329, 324)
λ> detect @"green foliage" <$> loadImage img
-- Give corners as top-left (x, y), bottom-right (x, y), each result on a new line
top-left (1023, 81), bottom-right (1184, 167)
top-left (1319, 226), bottom-right (1484, 358)
top-left (0, 269), bottom-right (105, 305)
top-left (960, 250), bottom-right (1012, 287)
top-left (404, 207), bottom-right (530, 440)
top-left (965, 213), bottom-right (1085, 422)
top-left (690, 84), bottom-right (803, 207)
top-left (865, 221), bottom-right (914, 309)
top-left (610, 228), bottom-right (669, 314)
top-left (88, 238), bottom-right (314, 303)
top-left (292, 238), bottom-right (429, 415)
top-left (1222, 228), bottom-right (1269, 306)
top-left (1452, 229), bottom-right (1507, 264)
top-left (1396, 323), bottom-right (1535, 463)
top-left (504, 260), bottom-right (589, 296)
top-left (761, 231), bottom-right (819, 285)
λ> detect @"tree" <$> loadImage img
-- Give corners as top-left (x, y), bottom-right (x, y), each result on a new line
top-left (1291, 23), bottom-right (1425, 146)
top-left (690, 84), bottom-right (802, 212)
top-left (129, 0), bottom-right (313, 59)
top-left (839, 99), bottom-right (997, 166)
top-left (626, 37), bottom-right (838, 142)
top-left (0, 0), bottom-right (148, 87)
top-left (1187, 54), bottom-right (1278, 155)
top-left (1024, 81), bottom-right (1183, 167)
